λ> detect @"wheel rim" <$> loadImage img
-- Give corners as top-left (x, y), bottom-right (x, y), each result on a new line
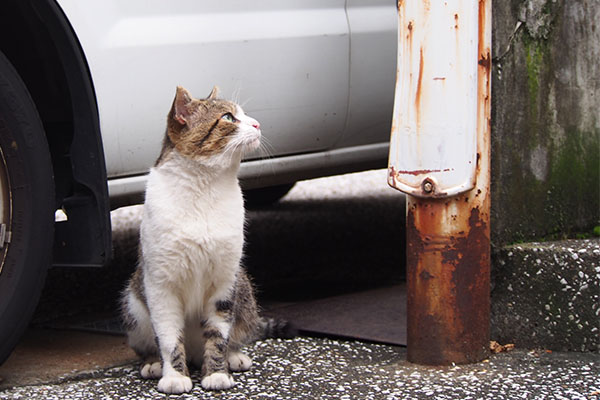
top-left (0, 144), bottom-right (11, 275)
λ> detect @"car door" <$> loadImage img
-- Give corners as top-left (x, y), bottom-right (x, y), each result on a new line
top-left (56, 0), bottom-right (350, 178)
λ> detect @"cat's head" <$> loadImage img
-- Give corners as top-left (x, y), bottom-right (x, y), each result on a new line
top-left (161, 86), bottom-right (261, 165)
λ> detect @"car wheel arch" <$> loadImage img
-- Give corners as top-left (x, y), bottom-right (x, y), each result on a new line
top-left (0, 0), bottom-right (111, 267)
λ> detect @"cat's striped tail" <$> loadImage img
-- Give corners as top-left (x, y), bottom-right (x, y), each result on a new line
top-left (258, 317), bottom-right (297, 340)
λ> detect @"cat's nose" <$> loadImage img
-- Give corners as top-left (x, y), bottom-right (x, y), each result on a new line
top-left (252, 122), bottom-right (260, 130)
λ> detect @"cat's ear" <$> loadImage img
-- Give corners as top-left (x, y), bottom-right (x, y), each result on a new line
top-left (173, 86), bottom-right (193, 125)
top-left (207, 86), bottom-right (219, 100)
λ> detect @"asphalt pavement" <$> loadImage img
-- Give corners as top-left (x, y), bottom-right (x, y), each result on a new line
top-left (0, 169), bottom-right (598, 399)
top-left (1, 336), bottom-right (598, 399)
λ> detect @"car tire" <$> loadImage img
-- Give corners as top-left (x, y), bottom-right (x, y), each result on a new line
top-left (244, 183), bottom-right (296, 209)
top-left (0, 51), bottom-right (54, 365)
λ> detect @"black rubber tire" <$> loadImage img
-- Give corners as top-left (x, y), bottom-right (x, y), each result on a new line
top-left (244, 183), bottom-right (296, 209)
top-left (0, 51), bottom-right (54, 365)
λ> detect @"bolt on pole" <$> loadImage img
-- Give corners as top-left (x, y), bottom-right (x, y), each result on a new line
top-left (388, 0), bottom-right (492, 365)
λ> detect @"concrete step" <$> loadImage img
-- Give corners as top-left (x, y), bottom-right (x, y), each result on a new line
top-left (491, 238), bottom-right (599, 352)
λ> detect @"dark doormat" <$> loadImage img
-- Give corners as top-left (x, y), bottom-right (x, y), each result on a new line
top-left (44, 285), bottom-right (407, 347)
top-left (262, 284), bottom-right (407, 346)
top-left (40, 312), bottom-right (126, 336)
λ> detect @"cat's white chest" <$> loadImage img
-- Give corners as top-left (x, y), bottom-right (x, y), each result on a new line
top-left (147, 160), bottom-right (243, 231)
top-left (141, 160), bottom-right (245, 298)
top-left (173, 184), bottom-right (244, 244)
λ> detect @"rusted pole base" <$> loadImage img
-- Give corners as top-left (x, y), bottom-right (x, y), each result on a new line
top-left (406, 193), bottom-right (490, 365)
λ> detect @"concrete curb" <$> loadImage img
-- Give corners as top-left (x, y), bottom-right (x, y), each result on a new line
top-left (491, 239), bottom-right (599, 352)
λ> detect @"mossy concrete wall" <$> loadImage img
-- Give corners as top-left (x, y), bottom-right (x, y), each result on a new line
top-left (491, 0), bottom-right (599, 245)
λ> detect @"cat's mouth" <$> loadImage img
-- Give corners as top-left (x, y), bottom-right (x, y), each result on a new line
top-left (242, 130), bottom-right (261, 151)
top-left (246, 136), bottom-right (261, 151)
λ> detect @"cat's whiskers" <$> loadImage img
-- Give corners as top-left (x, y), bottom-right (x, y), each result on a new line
top-left (241, 137), bottom-right (276, 178)
top-left (217, 133), bottom-right (251, 167)
top-left (257, 135), bottom-right (275, 159)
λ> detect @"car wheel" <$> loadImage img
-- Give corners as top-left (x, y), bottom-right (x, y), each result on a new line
top-left (0, 51), bottom-right (54, 364)
top-left (244, 183), bottom-right (296, 208)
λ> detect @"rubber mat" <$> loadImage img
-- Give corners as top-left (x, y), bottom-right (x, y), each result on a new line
top-left (44, 313), bottom-right (126, 336)
top-left (263, 284), bottom-right (407, 346)
top-left (50, 285), bottom-right (407, 346)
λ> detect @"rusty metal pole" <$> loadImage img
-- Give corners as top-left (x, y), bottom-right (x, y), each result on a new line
top-left (388, 0), bottom-right (492, 364)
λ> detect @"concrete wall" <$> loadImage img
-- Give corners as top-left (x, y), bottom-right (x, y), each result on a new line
top-left (490, 0), bottom-right (599, 352)
top-left (491, 0), bottom-right (599, 246)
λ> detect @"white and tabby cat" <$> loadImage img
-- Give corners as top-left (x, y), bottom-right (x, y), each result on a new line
top-left (121, 86), bottom-right (293, 394)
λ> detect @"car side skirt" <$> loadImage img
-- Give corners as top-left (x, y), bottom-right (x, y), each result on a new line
top-left (107, 142), bottom-right (389, 210)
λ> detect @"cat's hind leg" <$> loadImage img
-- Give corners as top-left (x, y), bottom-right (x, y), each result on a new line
top-left (225, 271), bottom-right (257, 373)
top-left (140, 358), bottom-right (162, 379)
top-left (121, 285), bottom-right (162, 379)
top-left (227, 350), bottom-right (252, 372)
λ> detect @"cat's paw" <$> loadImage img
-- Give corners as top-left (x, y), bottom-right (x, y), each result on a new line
top-left (201, 372), bottom-right (235, 390)
top-left (157, 373), bottom-right (193, 394)
top-left (228, 351), bottom-right (252, 372)
top-left (140, 361), bottom-right (162, 379)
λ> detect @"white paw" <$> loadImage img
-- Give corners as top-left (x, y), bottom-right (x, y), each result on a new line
top-left (140, 361), bottom-right (162, 379)
top-left (201, 372), bottom-right (235, 390)
top-left (157, 373), bottom-right (193, 394)
top-left (228, 352), bottom-right (252, 372)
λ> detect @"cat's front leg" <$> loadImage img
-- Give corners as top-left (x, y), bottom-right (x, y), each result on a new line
top-left (157, 342), bottom-right (192, 394)
top-left (201, 301), bottom-right (235, 390)
top-left (147, 289), bottom-right (193, 394)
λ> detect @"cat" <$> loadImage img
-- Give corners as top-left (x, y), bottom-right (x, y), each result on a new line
top-left (121, 86), bottom-right (293, 394)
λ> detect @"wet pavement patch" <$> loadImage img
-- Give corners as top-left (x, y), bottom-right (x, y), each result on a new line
top-left (0, 329), bottom-right (136, 389)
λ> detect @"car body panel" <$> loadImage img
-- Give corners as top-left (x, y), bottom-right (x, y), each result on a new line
top-left (57, 0), bottom-right (352, 178)
top-left (55, 0), bottom-right (396, 192)
top-left (340, 0), bottom-right (397, 149)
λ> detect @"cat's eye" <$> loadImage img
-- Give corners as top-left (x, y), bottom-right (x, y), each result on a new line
top-left (221, 113), bottom-right (237, 123)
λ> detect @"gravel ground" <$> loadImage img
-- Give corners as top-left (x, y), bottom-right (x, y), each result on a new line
top-left (1, 336), bottom-right (598, 400)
